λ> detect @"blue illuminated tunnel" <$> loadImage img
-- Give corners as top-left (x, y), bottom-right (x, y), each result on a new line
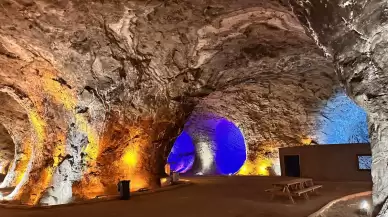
top-left (167, 131), bottom-right (195, 173)
top-left (214, 119), bottom-right (247, 175)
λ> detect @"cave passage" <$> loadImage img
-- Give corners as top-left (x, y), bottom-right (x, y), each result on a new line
top-left (167, 131), bottom-right (196, 173)
top-left (168, 117), bottom-right (247, 175)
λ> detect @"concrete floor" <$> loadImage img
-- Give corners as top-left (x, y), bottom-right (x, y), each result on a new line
top-left (1, 176), bottom-right (371, 217)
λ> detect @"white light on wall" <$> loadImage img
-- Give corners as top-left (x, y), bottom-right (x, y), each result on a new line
top-left (359, 200), bottom-right (370, 215)
top-left (272, 160), bottom-right (281, 176)
top-left (198, 142), bottom-right (213, 173)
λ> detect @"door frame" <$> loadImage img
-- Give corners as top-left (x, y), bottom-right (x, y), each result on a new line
top-left (283, 154), bottom-right (301, 177)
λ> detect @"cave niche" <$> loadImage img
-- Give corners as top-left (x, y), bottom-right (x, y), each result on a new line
top-left (0, 91), bottom-right (33, 200)
top-left (168, 114), bottom-right (247, 175)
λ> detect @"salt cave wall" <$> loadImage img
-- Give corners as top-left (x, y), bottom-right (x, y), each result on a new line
top-left (0, 0), bottom-right (339, 205)
top-left (0, 124), bottom-right (14, 174)
top-left (317, 90), bottom-right (369, 144)
top-left (288, 0), bottom-right (388, 215)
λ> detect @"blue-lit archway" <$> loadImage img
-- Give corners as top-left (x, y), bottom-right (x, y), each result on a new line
top-left (168, 116), bottom-right (247, 175)
top-left (215, 119), bottom-right (247, 175)
top-left (167, 131), bottom-right (195, 173)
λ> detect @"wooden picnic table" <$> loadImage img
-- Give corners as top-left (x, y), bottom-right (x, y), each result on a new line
top-left (266, 178), bottom-right (322, 204)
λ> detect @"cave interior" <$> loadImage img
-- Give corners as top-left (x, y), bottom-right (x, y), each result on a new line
top-left (0, 0), bottom-right (386, 215)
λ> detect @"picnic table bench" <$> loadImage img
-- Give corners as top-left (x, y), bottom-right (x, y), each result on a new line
top-left (265, 178), bottom-right (322, 203)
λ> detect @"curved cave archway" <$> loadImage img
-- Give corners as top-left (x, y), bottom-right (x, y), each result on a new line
top-left (168, 115), bottom-right (247, 175)
top-left (214, 119), bottom-right (247, 175)
top-left (0, 91), bottom-right (34, 200)
top-left (167, 131), bottom-right (196, 173)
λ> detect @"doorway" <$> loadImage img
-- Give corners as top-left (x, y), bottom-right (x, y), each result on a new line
top-left (284, 155), bottom-right (300, 177)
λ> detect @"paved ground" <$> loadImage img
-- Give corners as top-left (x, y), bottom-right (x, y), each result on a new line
top-left (1, 176), bottom-right (371, 217)
top-left (324, 195), bottom-right (372, 217)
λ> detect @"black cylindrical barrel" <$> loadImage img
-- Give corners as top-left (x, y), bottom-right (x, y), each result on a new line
top-left (118, 180), bottom-right (130, 200)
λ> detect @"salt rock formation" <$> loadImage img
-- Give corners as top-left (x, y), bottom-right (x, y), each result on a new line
top-left (288, 0), bottom-right (388, 215)
top-left (0, 0), bottom-right (341, 205)
top-left (317, 90), bottom-right (369, 144)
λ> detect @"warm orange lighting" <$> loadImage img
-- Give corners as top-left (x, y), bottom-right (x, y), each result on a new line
top-left (237, 157), bottom-right (272, 176)
top-left (301, 137), bottom-right (312, 145)
top-left (73, 175), bottom-right (105, 199)
top-left (165, 163), bottom-right (171, 175)
top-left (42, 76), bottom-right (76, 111)
top-left (14, 139), bottom-right (32, 185)
top-left (122, 146), bottom-right (138, 168)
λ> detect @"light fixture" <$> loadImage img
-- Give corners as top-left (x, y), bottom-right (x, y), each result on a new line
top-left (359, 200), bottom-right (370, 215)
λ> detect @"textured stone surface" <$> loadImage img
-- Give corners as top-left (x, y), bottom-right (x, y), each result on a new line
top-left (0, 124), bottom-right (14, 172)
top-left (0, 0), bottom-right (345, 206)
top-left (288, 0), bottom-right (387, 215)
top-left (317, 90), bottom-right (369, 144)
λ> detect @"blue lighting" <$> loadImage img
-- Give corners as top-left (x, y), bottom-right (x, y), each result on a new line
top-left (214, 119), bottom-right (247, 175)
top-left (167, 131), bottom-right (195, 173)
top-left (318, 91), bottom-right (369, 144)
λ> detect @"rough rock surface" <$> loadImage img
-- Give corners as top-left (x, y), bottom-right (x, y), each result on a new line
top-left (0, 0), bottom-right (343, 205)
top-left (317, 90), bottom-right (369, 144)
top-left (288, 0), bottom-right (388, 215)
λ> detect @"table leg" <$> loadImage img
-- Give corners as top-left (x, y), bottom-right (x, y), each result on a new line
top-left (303, 193), bottom-right (309, 200)
top-left (285, 186), bottom-right (295, 204)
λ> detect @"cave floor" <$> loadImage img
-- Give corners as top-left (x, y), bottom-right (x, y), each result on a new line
top-left (323, 195), bottom-right (372, 217)
top-left (1, 176), bottom-right (371, 217)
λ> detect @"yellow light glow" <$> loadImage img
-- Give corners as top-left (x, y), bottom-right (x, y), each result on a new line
top-left (14, 139), bottom-right (32, 185)
top-left (76, 114), bottom-right (99, 161)
top-left (237, 161), bottom-right (252, 175)
top-left (122, 146), bottom-right (138, 168)
top-left (27, 167), bottom-right (54, 205)
top-left (73, 175), bottom-right (105, 199)
top-left (43, 72), bottom-right (99, 162)
top-left (237, 157), bottom-right (272, 176)
top-left (29, 110), bottom-right (45, 145)
top-left (301, 138), bottom-right (312, 145)
top-left (42, 77), bottom-right (76, 111)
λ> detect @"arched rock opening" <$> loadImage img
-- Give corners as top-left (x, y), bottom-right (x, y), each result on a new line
top-left (167, 131), bottom-right (196, 173)
top-left (168, 116), bottom-right (247, 175)
top-left (0, 91), bottom-right (34, 200)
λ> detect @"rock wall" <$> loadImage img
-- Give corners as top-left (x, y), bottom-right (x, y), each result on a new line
top-left (288, 0), bottom-right (388, 215)
top-left (0, 0), bottom-right (340, 205)
top-left (317, 90), bottom-right (369, 144)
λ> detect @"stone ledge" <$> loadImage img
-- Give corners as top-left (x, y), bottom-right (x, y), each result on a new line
top-left (0, 180), bottom-right (192, 210)
top-left (308, 191), bottom-right (372, 217)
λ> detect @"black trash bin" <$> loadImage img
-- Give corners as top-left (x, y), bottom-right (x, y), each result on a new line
top-left (117, 180), bottom-right (131, 200)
